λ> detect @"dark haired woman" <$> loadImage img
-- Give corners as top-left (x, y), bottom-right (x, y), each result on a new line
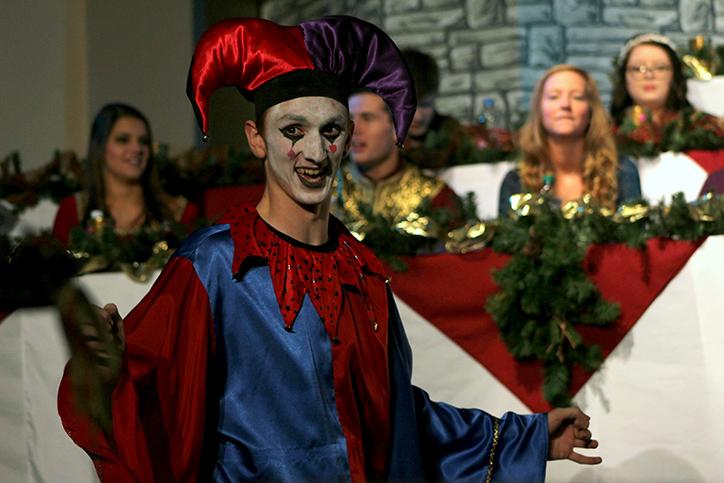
top-left (610, 33), bottom-right (692, 126)
top-left (53, 103), bottom-right (198, 244)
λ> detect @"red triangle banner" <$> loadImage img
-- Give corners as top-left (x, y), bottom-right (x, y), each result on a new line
top-left (390, 238), bottom-right (702, 412)
top-left (686, 149), bottom-right (724, 175)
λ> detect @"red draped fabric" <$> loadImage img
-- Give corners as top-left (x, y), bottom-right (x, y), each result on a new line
top-left (203, 184), bottom-right (265, 221)
top-left (389, 238), bottom-right (702, 412)
top-left (686, 149), bottom-right (724, 175)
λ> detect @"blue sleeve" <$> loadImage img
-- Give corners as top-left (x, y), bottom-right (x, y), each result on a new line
top-left (386, 288), bottom-right (548, 482)
top-left (498, 169), bottom-right (522, 218)
top-left (413, 387), bottom-right (549, 483)
top-left (616, 156), bottom-right (642, 204)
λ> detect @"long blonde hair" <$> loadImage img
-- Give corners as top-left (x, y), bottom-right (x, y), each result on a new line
top-left (517, 65), bottom-right (619, 210)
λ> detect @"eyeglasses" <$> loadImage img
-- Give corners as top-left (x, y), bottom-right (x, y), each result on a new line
top-left (625, 65), bottom-right (672, 78)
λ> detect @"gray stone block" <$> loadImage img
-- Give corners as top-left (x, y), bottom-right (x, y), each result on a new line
top-left (481, 39), bottom-right (524, 67)
top-left (602, 7), bottom-right (679, 28)
top-left (717, 0), bottom-right (724, 15)
top-left (260, 1), bottom-right (300, 24)
top-left (529, 26), bottom-right (565, 67)
top-left (603, 0), bottom-right (637, 5)
top-left (662, 33), bottom-right (692, 50)
top-left (392, 31), bottom-right (446, 48)
top-left (422, 0), bottom-right (462, 8)
top-left (553, 0), bottom-right (599, 26)
top-left (385, 8), bottom-right (464, 32)
top-left (350, 0), bottom-right (385, 21)
top-left (507, 3), bottom-right (553, 24)
top-left (589, 70), bottom-right (613, 93)
top-left (263, 0), bottom-right (383, 23)
top-left (567, 40), bottom-right (623, 58)
top-left (680, 0), bottom-right (714, 32)
top-left (521, 66), bottom-right (549, 89)
top-left (439, 72), bottom-right (473, 94)
top-left (450, 44), bottom-right (479, 71)
top-left (450, 26), bottom-right (522, 46)
top-left (505, 0), bottom-right (551, 5)
top-left (384, 0), bottom-right (420, 14)
top-left (466, 0), bottom-right (507, 28)
top-left (566, 55), bottom-right (619, 72)
top-left (641, 0), bottom-right (677, 7)
top-left (718, 15), bottom-right (724, 31)
top-left (426, 46), bottom-right (448, 59)
top-left (298, 0), bottom-right (335, 19)
top-left (436, 94), bottom-right (475, 121)
top-left (505, 90), bottom-right (530, 128)
top-left (474, 67), bottom-right (523, 91)
top-left (566, 26), bottom-right (640, 44)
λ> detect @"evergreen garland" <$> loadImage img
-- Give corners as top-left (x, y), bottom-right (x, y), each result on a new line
top-left (346, 191), bottom-right (723, 406)
top-left (615, 108), bottom-right (724, 158)
top-left (487, 198), bottom-right (619, 407)
top-left (485, 192), bottom-right (722, 406)
top-left (67, 221), bottom-right (190, 282)
top-left (0, 150), bottom-right (83, 214)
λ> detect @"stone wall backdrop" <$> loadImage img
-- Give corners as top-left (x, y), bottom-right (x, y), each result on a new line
top-left (261, 0), bottom-right (722, 128)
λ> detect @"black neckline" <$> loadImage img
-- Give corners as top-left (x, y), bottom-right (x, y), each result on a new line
top-left (260, 217), bottom-right (339, 253)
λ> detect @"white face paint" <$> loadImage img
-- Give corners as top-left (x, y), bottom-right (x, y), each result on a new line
top-left (262, 96), bottom-right (350, 208)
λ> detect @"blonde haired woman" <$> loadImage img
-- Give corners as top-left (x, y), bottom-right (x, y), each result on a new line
top-left (498, 64), bottom-right (641, 216)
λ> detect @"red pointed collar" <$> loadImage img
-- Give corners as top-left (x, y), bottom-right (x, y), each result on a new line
top-left (219, 205), bottom-right (388, 337)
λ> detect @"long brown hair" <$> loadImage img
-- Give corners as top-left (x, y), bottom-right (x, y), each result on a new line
top-left (82, 103), bottom-right (173, 226)
top-left (517, 64), bottom-right (619, 210)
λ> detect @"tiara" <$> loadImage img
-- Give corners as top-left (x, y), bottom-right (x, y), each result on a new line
top-left (618, 33), bottom-right (678, 63)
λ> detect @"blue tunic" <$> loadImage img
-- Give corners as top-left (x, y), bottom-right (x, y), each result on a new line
top-left (58, 210), bottom-right (549, 482)
top-left (176, 222), bottom-right (549, 481)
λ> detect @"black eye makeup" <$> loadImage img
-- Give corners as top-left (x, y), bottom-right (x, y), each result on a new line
top-left (321, 123), bottom-right (342, 143)
top-left (280, 125), bottom-right (304, 143)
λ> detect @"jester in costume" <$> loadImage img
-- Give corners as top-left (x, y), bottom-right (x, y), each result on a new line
top-left (58, 16), bottom-right (601, 482)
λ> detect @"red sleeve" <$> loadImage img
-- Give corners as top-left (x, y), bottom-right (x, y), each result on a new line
top-left (58, 257), bottom-right (215, 482)
top-left (52, 195), bottom-right (80, 245)
top-left (180, 199), bottom-right (201, 229)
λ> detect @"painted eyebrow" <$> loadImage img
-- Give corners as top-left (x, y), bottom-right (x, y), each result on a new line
top-left (321, 114), bottom-right (346, 126)
top-left (278, 113), bottom-right (347, 125)
top-left (278, 114), bottom-right (309, 124)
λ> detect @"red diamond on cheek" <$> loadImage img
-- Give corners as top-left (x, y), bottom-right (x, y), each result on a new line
top-left (328, 145), bottom-right (337, 153)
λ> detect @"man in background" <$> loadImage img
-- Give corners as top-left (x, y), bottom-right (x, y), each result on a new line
top-left (334, 89), bottom-right (463, 236)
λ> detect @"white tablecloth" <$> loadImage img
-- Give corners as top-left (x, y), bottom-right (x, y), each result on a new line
top-left (1, 237), bottom-right (722, 482)
top-left (403, 236), bottom-right (724, 482)
top-left (688, 76), bottom-right (724, 117)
